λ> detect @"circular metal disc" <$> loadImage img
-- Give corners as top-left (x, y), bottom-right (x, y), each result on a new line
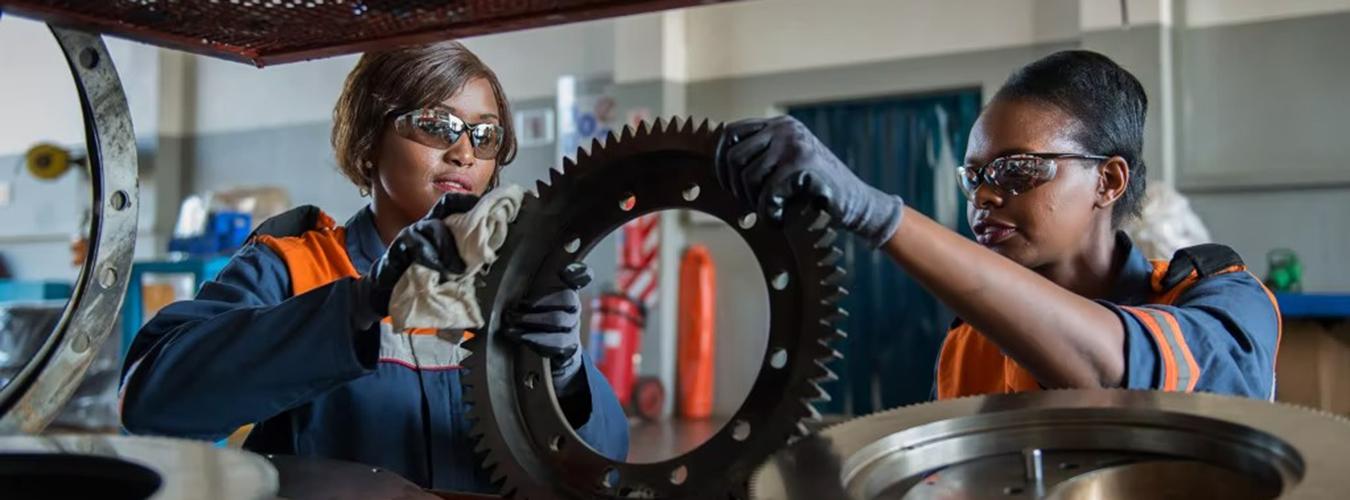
top-left (266, 454), bottom-right (442, 500)
top-left (750, 390), bottom-right (1350, 499)
top-left (0, 435), bottom-right (276, 499)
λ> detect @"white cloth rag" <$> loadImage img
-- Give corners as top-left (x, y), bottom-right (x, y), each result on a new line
top-left (389, 185), bottom-right (525, 332)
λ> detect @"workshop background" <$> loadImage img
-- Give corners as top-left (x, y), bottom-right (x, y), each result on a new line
top-left (2, 0), bottom-right (1348, 450)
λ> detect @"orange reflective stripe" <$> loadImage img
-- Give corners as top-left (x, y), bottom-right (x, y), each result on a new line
top-left (1123, 306), bottom-right (1178, 391)
top-left (1249, 271), bottom-right (1282, 369)
top-left (1156, 310), bottom-right (1200, 392)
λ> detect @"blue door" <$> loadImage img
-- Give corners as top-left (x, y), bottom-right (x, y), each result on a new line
top-left (788, 89), bottom-right (981, 415)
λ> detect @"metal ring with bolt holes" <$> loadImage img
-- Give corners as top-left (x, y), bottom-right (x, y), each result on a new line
top-left (0, 25), bottom-right (138, 434)
top-left (463, 118), bottom-right (849, 499)
top-left (749, 389), bottom-right (1350, 500)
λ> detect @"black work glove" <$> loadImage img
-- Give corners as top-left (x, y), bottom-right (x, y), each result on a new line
top-left (504, 262), bottom-right (592, 394)
top-left (715, 116), bottom-right (904, 248)
top-left (353, 193), bottom-right (480, 328)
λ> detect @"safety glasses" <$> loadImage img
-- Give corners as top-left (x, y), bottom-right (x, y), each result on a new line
top-left (958, 153), bottom-right (1109, 200)
top-left (393, 108), bottom-right (505, 160)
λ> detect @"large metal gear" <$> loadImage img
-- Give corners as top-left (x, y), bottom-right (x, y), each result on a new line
top-left (750, 389), bottom-right (1350, 499)
top-left (464, 118), bottom-right (848, 499)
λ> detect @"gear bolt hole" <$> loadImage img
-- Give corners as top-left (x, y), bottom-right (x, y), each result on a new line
top-left (549, 435), bottom-right (564, 452)
top-left (111, 190), bottom-right (130, 211)
top-left (524, 372), bottom-right (538, 390)
top-left (1003, 486), bottom-right (1024, 495)
top-left (564, 238), bottom-right (580, 254)
top-left (619, 193), bottom-right (636, 211)
top-left (771, 271), bottom-right (789, 290)
top-left (99, 266), bottom-right (118, 289)
top-left (601, 467), bottom-right (619, 489)
top-left (731, 420), bottom-right (751, 441)
top-left (738, 213), bottom-right (757, 229)
top-left (1059, 462), bottom-right (1079, 470)
top-left (769, 348), bottom-right (787, 369)
top-left (79, 48), bottom-right (100, 69)
top-left (682, 184), bottom-right (700, 201)
top-left (670, 465), bottom-right (688, 485)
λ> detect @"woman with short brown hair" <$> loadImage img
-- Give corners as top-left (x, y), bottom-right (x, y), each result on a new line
top-left (119, 41), bottom-right (628, 493)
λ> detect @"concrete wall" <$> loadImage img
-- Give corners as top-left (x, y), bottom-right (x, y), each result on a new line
top-left (681, 0), bottom-right (1080, 81)
top-left (1176, 11), bottom-right (1350, 288)
top-left (1186, 0), bottom-right (1350, 27)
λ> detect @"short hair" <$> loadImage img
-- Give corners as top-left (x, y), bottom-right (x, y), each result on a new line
top-left (332, 41), bottom-right (516, 192)
top-left (994, 50), bottom-right (1148, 226)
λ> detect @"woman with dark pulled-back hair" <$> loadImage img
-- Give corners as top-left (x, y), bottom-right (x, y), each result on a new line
top-left (716, 50), bottom-right (1280, 401)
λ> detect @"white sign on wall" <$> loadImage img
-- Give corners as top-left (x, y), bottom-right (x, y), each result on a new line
top-left (556, 75), bottom-right (618, 160)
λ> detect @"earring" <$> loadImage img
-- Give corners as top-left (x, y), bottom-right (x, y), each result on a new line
top-left (359, 160), bottom-right (374, 197)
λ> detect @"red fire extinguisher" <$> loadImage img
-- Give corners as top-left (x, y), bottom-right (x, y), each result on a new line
top-left (588, 292), bottom-right (645, 408)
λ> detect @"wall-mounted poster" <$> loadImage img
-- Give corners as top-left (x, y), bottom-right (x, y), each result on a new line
top-left (514, 108), bottom-right (555, 148)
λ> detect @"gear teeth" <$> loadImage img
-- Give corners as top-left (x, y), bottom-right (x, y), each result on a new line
top-left (548, 167), bottom-right (564, 184)
top-left (680, 116), bottom-right (695, 134)
top-left (821, 305), bottom-right (848, 323)
top-left (695, 118), bottom-right (713, 135)
top-left (817, 247), bottom-right (843, 267)
top-left (820, 267), bottom-right (845, 286)
top-left (803, 401), bottom-right (823, 422)
top-left (810, 363), bottom-right (839, 384)
top-left (804, 383), bottom-right (831, 403)
top-left (490, 467), bottom-right (510, 485)
top-left (807, 210), bottom-right (831, 231)
top-left (666, 116), bottom-right (683, 133)
top-left (793, 422), bottom-right (812, 438)
top-left (590, 136), bottom-right (605, 153)
top-left (815, 228), bottom-right (838, 249)
top-left (828, 327), bottom-right (848, 341)
top-left (636, 120), bottom-right (652, 136)
top-left (823, 285), bottom-right (848, 303)
top-left (815, 345), bottom-right (843, 362)
top-left (561, 156), bottom-right (577, 173)
top-left (619, 124), bottom-right (635, 142)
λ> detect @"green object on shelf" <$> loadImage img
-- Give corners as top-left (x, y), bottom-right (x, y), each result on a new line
top-left (1265, 248), bottom-right (1302, 293)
